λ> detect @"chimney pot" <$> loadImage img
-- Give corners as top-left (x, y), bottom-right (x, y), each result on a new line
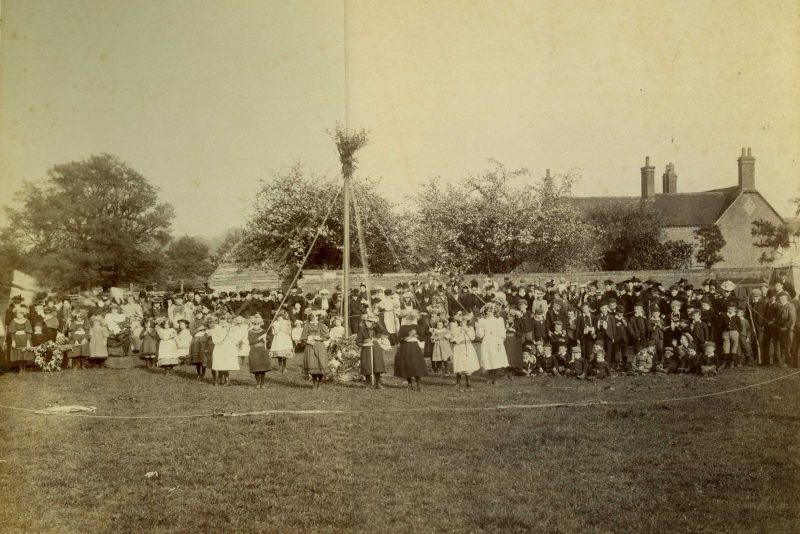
top-left (645, 156), bottom-right (650, 166)
top-left (747, 147), bottom-right (752, 157)
top-left (741, 147), bottom-right (747, 156)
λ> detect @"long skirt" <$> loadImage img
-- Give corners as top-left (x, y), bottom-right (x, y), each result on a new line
top-left (360, 344), bottom-right (386, 375)
top-left (10, 333), bottom-right (30, 363)
top-left (504, 335), bottom-right (524, 368)
top-left (393, 341), bottom-right (428, 379)
top-left (249, 345), bottom-right (272, 374)
top-left (303, 341), bottom-right (329, 375)
top-left (452, 342), bottom-right (481, 375)
top-left (478, 336), bottom-right (510, 371)
top-left (431, 340), bottom-right (453, 362)
top-left (211, 344), bottom-right (239, 372)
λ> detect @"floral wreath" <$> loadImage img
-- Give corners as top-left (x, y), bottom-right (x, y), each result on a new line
top-left (327, 334), bottom-right (360, 382)
top-left (34, 338), bottom-right (69, 372)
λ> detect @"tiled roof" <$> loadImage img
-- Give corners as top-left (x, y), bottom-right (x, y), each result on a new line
top-left (568, 186), bottom-right (741, 227)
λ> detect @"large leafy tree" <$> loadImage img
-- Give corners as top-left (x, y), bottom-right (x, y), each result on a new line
top-left (166, 236), bottom-right (214, 289)
top-left (694, 224), bottom-right (726, 268)
top-left (412, 162), bottom-right (600, 274)
top-left (3, 154), bottom-right (173, 289)
top-left (229, 165), bottom-right (410, 274)
top-left (586, 202), bottom-right (693, 270)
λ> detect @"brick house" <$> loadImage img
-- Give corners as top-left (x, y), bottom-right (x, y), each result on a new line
top-left (569, 148), bottom-right (786, 268)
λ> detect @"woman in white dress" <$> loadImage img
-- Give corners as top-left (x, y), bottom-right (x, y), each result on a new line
top-left (232, 316), bottom-right (250, 367)
top-left (156, 318), bottom-right (180, 373)
top-left (476, 303), bottom-right (511, 384)
top-left (379, 290), bottom-right (400, 346)
top-left (211, 314), bottom-right (240, 385)
top-left (269, 310), bottom-right (294, 373)
top-left (451, 312), bottom-right (480, 388)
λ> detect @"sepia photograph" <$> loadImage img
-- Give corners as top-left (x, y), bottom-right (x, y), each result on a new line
top-left (1, 1), bottom-right (799, 532)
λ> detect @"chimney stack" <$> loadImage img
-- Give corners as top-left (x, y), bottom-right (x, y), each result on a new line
top-left (641, 156), bottom-right (655, 198)
top-left (662, 162), bottom-right (678, 194)
top-left (738, 147), bottom-right (755, 190)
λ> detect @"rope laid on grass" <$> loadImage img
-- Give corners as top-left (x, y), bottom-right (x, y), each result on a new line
top-left (1, 370), bottom-right (798, 420)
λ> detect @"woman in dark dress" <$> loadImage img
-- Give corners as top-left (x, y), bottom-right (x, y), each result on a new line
top-left (301, 310), bottom-right (330, 389)
top-left (393, 310), bottom-right (427, 391)
top-left (356, 312), bottom-right (389, 389)
top-left (248, 315), bottom-right (271, 388)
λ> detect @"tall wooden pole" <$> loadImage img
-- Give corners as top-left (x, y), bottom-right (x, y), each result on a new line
top-left (343, 174), bottom-right (351, 333)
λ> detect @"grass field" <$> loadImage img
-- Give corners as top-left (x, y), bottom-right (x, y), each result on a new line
top-left (1, 352), bottom-right (799, 534)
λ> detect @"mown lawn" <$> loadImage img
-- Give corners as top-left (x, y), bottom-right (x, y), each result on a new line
top-left (1, 353), bottom-right (799, 533)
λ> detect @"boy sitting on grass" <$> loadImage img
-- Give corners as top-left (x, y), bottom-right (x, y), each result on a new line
top-left (522, 340), bottom-right (541, 375)
top-left (567, 345), bottom-right (586, 378)
top-left (633, 347), bottom-right (654, 375)
top-left (583, 344), bottom-right (610, 379)
top-left (655, 346), bottom-right (678, 374)
top-left (554, 343), bottom-right (569, 374)
top-left (700, 341), bottom-right (718, 377)
top-left (540, 345), bottom-right (561, 376)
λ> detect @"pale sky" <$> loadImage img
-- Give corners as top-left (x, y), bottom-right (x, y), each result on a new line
top-left (2, 0), bottom-right (799, 238)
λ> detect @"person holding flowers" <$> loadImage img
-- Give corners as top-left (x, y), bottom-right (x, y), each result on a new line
top-left (301, 309), bottom-right (330, 389)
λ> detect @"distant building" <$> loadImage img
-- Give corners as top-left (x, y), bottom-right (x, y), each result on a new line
top-left (569, 148), bottom-right (787, 268)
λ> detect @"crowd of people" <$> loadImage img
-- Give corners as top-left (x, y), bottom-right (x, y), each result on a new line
top-left (2, 271), bottom-right (798, 390)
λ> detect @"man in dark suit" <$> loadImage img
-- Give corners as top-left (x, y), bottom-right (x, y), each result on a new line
top-left (595, 302), bottom-right (616, 363)
top-left (576, 304), bottom-right (597, 359)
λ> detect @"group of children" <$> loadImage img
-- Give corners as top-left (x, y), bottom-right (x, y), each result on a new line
top-left (4, 273), bottom-right (796, 389)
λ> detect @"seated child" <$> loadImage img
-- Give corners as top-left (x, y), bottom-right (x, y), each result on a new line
top-left (567, 345), bottom-right (585, 378)
top-left (632, 346), bottom-right (654, 375)
top-left (521, 340), bottom-right (540, 375)
top-left (685, 346), bottom-right (700, 374)
top-left (584, 344), bottom-right (610, 379)
top-left (540, 345), bottom-right (560, 376)
top-left (700, 341), bottom-right (718, 377)
top-left (655, 346), bottom-right (679, 374)
top-left (554, 343), bottom-right (569, 374)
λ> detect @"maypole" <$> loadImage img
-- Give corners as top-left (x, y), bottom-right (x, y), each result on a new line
top-left (332, 125), bottom-right (369, 334)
